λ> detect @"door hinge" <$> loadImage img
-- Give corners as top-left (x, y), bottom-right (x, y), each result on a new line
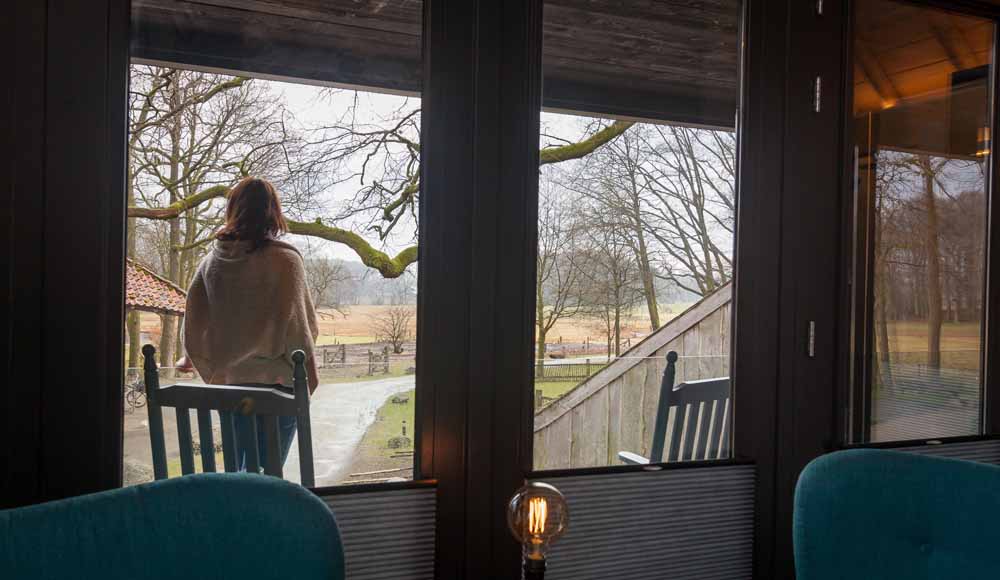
top-left (816, 0), bottom-right (824, 16)
top-left (807, 321), bottom-right (817, 358)
top-left (813, 76), bottom-right (822, 113)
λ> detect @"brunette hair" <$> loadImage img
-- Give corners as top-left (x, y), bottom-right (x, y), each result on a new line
top-left (216, 177), bottom-right (288, 250)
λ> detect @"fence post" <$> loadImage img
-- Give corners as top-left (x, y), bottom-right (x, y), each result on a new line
top-left (383, 346), bottom-right (390, 374)
top-left (586, 358), bottom-right (591, 377)
top-left (368, 350), bottom-right (374, 376)
top-left (535, 389), bottom-right (543, 408)
top-left (339, 344), bottom-right (346, 364)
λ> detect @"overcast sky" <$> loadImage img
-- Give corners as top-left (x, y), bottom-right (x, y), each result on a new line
top-left (267, 78), bottom-right (594, 262)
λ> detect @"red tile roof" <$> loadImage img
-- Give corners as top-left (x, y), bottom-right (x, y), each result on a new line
top-left (126, 259), bottom-right (187, 316)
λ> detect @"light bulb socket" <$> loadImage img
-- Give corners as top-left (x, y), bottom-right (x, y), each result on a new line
top-left (522, 556), bottom-right (546, 580)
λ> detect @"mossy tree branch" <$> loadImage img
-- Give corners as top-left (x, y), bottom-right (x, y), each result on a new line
top-left (289, 220), bottom-right (417, 278)
top-left (539, 121), bottom-right (634, 165)
top-left (128, 120), bottom-right (632, 278)
top-left (128, 185), bottom-right (229, 219)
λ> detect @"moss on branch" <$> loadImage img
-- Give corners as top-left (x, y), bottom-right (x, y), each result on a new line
top-left (127, 119), bottom-right (631, 279)
top-left (289, 219), bottom-right (417, 278)
top-left (128, 185), bottom-right (229, 219)
top-left (538, 121), bottom-right (634, 165)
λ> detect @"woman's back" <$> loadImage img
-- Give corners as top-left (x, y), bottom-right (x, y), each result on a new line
top-left (180, 176), bottom-right (319, 472)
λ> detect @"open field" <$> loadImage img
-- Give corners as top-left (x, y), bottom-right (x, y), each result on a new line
top-left (884, 321), bottom-right (980, 352)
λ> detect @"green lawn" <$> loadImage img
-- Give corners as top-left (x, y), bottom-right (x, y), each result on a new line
top-left (534, 380), bottom-right (578, 402)
top-left (353, 389), bottom-right (415, 461)
top-left (167, 451), bottom-right (225, 477)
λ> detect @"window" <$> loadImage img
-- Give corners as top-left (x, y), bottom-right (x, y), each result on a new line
top-left (850, 0), bottom-right (993, 442)
top-left (532, 0), bottom-right (743, 469)
top-left (124, 1), bottom-right (422, 486)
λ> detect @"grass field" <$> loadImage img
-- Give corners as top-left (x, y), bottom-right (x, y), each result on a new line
top-left (882, 321), bottom-right (981, 371)
top-left (883, 321), bottom-right (980, 351)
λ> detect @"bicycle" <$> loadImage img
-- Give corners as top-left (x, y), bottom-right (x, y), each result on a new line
top-left (124, 373), bottom-right (146, 413)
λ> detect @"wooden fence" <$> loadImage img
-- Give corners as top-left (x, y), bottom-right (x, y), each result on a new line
top-left (533, 284), bottom-right (732, 470)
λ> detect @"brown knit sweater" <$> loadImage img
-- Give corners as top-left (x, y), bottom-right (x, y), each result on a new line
top-left (183, 239), bottom-right (320, 392)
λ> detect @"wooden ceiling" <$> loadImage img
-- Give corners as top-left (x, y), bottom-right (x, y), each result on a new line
top-left (853, 0), bottom-right (992, 115)
top-left (131, 0), bottom-right (741, 128)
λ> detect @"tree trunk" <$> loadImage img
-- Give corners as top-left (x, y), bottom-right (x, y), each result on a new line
top-left (536, 278), bottom-right (547, 366)
top-left (922, 159), bottom-right (943, 368)
top-left (613, 306), bottom-right (622, 357)
top-left (632, 208), bottom-right (659, 330)
top-left (159, 83), bottom-right (183, 374)
top-left (877, 273), bottom-right (891, 365)
top-left (126, 166), bottom-right (141, 370)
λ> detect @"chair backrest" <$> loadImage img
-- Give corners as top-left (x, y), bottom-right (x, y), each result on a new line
top-left (649, 351), bottom-right (731, 463)
top-left (142, 345), bottom-right (315, 487)
top-left (0, 473), bottom-right (344, 580)
top-left (795, 449), bottom-right (1000, 580)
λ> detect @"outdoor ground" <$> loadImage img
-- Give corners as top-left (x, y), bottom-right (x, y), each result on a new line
top-left (341, 389), bottom-right (415, 484)
top-left (882, 321), bottom-right (981, 370)
top-left (124, 305), bottom-right (983, 487)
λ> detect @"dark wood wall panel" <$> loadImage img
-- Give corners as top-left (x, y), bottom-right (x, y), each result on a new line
top-left (2, 0), bottom-right (128, 505)
top-left (417, 0), bottom-right (540, 578)
top-left (2, 0), bottom-right (48, 509)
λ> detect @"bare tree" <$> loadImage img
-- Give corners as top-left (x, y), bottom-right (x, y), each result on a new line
top-left (576, 211), bottom-right (643, 357)
top-left (305, 256), bottom-right (352, 312)
top-left (370, 306), bottom-right (415, 354)
top-left (565, 125), bottom-right (661, 329)
top-left (637, 126), bottom-right (736, 295)
top-left (535, 183), bottom-right (584, 362)
top-left (874, 150), bottom-right (986, 368)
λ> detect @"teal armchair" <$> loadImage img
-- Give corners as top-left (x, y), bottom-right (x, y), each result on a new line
top-left (795, 449), bottom-right (1000, 580)
top-left (0, 473), bottom-right (344, 580)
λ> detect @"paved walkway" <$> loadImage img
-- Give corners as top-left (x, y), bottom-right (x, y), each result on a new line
top-left (285, 375), bottom-right (414, 486)
top-left (123, 374), bottom-right (415, 486)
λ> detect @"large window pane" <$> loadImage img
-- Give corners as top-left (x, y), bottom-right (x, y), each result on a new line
top-left (124, 1), bottom-right (422, 486)
top-left (852, 0), bottom-right (992, 442)
top-left (532, 0), bottom-right (742, 470)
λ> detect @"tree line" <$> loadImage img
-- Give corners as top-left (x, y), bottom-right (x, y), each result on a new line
top-left (872, 150), bottom-right (986, 368)
top-left (534, 121), bottom-right (736, 360)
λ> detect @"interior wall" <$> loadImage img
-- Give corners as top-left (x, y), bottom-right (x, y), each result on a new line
top-left (2, 0), bottom-right (128, 506)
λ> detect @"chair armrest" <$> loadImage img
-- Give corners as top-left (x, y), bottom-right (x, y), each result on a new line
top-left (618, 451), bottom-right (650, 465)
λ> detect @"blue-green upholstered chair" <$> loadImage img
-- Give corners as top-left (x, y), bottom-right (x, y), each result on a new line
top-left (794, 449), bottom-right (1000, 580)
top-left (0, 473), bottom-right (345, 580)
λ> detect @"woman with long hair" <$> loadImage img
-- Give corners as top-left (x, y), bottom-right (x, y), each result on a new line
top-left (177, 176), bottom-right (319, 471)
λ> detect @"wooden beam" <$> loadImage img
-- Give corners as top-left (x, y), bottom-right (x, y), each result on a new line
top-left (855, 39), bottom-right (901, 107)
top-left (928, 13), bottom-right (980, 71)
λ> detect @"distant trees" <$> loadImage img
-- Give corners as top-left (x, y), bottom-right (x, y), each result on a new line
top-left (304, 255), bottom-right (353, 312)
top-left (873, 150), bottom-right (987, 367)
top-left (535, 184), bottom-right (584, 362)
top-left (532, 119), bottom-right (738, 360)
top-left (576, 212), bottom-right (643, 357)
top-left (370, 306), bottom-right (415, 354)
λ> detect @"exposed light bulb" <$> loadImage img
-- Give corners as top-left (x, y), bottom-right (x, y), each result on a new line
top-left (508, 482), bottom-right (569, 579)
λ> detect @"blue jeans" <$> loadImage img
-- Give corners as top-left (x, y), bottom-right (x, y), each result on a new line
top-left (231, 414), bottom-right (298, 472)
top-left (228, 384), bottom-right (298, 472)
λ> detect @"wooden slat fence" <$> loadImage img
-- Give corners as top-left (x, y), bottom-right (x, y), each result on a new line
top-left (534, 285), bottom-right (732, 470)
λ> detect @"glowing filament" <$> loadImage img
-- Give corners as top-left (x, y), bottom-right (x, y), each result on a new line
top-left (528, 497), bottom-right (548, 537)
